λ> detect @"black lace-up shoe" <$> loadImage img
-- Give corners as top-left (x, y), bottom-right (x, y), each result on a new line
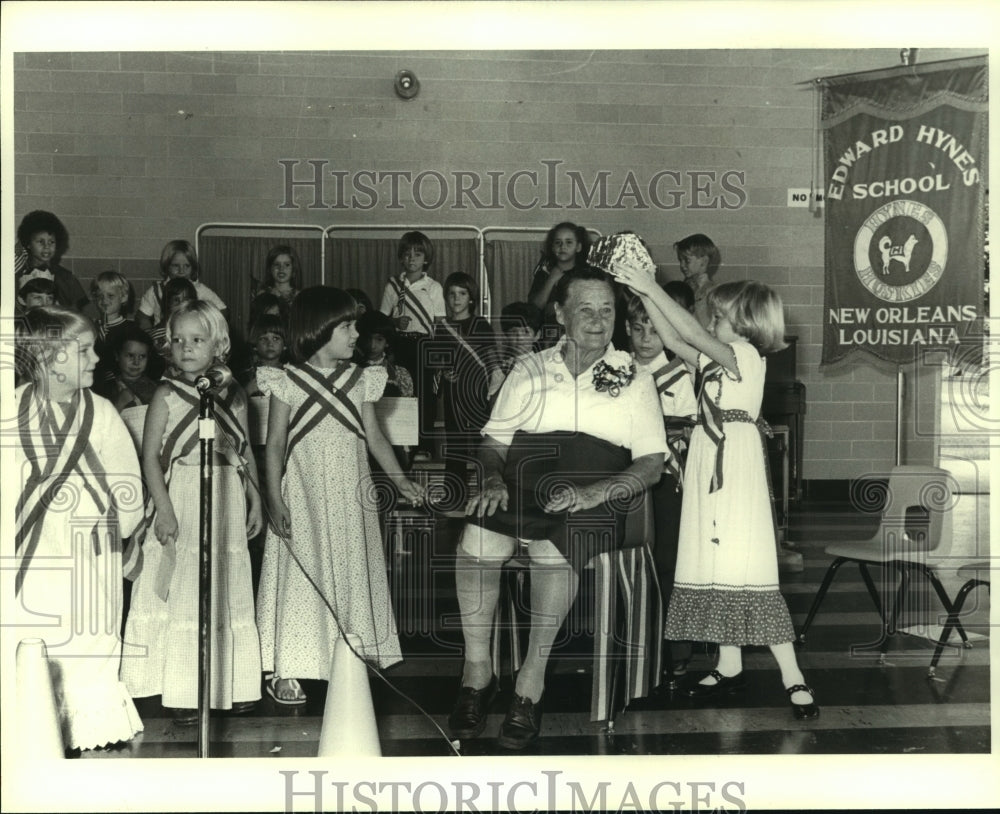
top-left (497, 692), bottom-right (542, 750)
top-left (447, 676), bottom-right (498, 739)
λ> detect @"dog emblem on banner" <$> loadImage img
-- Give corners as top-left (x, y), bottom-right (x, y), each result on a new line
top-left (852, 199), bottom-right (947, 303)
top-left (878, 234), bottom-right (920, 275)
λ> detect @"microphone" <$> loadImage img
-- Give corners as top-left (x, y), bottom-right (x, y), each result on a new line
top-left (195, 364), bottom-right (233, 393)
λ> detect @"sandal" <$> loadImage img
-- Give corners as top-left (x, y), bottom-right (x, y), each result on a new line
top-left (265, 676), bottom-right (307, 706)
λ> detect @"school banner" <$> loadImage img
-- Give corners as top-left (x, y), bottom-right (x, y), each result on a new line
top-left (821, 58), bottom-right (987, 365)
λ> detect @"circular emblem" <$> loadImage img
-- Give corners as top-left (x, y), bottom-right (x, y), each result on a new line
top-left (852, 200), bottom-right (948, 303)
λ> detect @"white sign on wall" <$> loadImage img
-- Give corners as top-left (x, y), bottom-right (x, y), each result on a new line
top-left (787, 188), bottom-right (825, 207)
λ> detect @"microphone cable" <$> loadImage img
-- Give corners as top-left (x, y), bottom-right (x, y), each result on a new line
top-left (215, 427), bottom-right (463, 757)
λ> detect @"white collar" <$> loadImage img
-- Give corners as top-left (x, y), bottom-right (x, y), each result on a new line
top-left (18, 268), bottom-right (54, 287)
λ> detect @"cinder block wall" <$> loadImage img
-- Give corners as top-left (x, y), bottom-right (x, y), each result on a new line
top-left (12, 48), bottom-right (983, 482)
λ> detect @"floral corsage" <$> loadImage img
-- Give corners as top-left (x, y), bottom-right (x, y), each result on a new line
top-left (592, 351), bottom-right (636, 397)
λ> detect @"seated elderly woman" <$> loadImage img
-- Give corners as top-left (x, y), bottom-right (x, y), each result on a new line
top-left (450, 267), bottom-right (667, 750)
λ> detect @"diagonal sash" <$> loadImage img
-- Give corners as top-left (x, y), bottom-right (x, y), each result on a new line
top-left (15, 388), bottom-right (109, 595)
top-left (653, 357), bottom-right (693, 486)
top-left (389, 276), bottom-right (435, 335)
top-left (662, 418), bottom-right (693, 489)
top-left (124, 378), bottom-right (197, 587)
top-left (284, 363), bottom-right (366, 466)
top-left (124, 377), bottom-right (249, 588)
top-left (697, 361), bottom-right (727, 493)
top-left (151, 280), bottom-right (164, 319)
top-left (651, 356), bottom-right (688, 398)
top-left (438, 320), bottom-right (490, 374)
top-left (696, 357), bottom-right (774, 498)
top-left (158, 378), bottom-right (200, 473)
top-left (210, 386), bottom-right (250, 467)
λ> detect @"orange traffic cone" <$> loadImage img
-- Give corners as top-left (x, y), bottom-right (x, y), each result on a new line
top-left (317, 634), bottom-right (381, 757)
top-left (16, 638), bottom-right (64, 759)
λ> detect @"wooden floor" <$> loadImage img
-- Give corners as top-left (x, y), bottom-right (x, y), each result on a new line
top-left (77, 501), bottom-right (990, 760)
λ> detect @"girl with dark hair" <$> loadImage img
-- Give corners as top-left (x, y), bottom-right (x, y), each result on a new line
top-left (256, 286), bottom-right (424, 704)
top-left (15, 210), bottom-right (89, 311)
top-left (356, 309), bottom-right (413, 397)
top-left (148, 277), bottom-right (198, 369)
top-left (527, 221), bottom-right (592, 311)
top-left (98, 322), bottom-right (161, 410)
top-left (346, 288), bottom-right (375, 317)
top-left (248, 291), bottom-right (290, 332)
top-left (527, 221), bottom-right (592, 349)
top-left (254, 244), bottom-right (302, 306)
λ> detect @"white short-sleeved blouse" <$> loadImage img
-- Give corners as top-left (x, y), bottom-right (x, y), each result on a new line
top-left (482, 339), bottom-right (668, 460)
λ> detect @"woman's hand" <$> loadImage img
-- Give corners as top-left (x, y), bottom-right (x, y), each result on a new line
top-left (154, 506), bottom-right (179, 546)
top-left (543, 482), bottom-right (606, 514)
top-left (610, 261), bottom-right (657, 296)
top-left (467, 475), bottom-right (509, 518)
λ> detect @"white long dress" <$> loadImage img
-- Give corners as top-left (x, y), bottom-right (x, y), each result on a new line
top-left (14, 385), bottom-right (145, 750)
top-left (665, 341), bottom-right (796, 646)
top-left (120, 380), bottom-right (262, 709)
top-left (256, 362), bottom-right (402, 679)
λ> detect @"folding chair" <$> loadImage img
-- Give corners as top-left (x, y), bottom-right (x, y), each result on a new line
top-left (797, 465), bottom-right (958, 657)
top-left (927, 561), bottom-right (991, 676)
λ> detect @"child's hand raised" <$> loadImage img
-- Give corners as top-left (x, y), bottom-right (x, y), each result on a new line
top-left (610, 262), bottom-right (656, 296)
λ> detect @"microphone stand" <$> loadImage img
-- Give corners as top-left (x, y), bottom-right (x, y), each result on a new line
top-left (196, 382), bottom-right (215, 758)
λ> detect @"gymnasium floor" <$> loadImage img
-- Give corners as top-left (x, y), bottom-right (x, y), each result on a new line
top-left (76, 498), bottom-right (990, 761)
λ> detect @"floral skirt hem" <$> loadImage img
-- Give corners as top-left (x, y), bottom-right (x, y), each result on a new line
top-left (664, 585), bottom-right (795, 646)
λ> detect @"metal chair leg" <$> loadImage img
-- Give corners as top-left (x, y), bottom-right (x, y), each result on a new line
top-left (928, 578), bottom-right (987, 674)
top-left (875, 562), bottom-right (911, 660)
top-left (605, 622), bottom-right (625, 733)
top-left (857, 562), bottom-right (886, 622)
top-left (922, 565), bottom-right (971, 645)
top-left (797, 557), bottom-right (848, 643)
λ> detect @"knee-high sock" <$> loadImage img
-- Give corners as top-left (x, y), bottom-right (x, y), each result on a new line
top-left (769, 641), bottom-right (812, 703)
top-left (514, 560), bottom-right (579, 703)
top-left (455, 548), bottom-right (502, 689)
